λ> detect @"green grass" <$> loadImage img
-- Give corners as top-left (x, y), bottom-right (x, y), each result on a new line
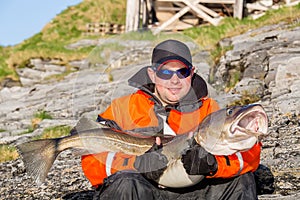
top-left (34, 111), bottom-right (53, 120)
top-left (88, 41), bottom-right (125, 66)
top-left (2, 0), bottom-right (126, 81)
top-left (1, 2), bottom-right (300, 83)
top-left (0, 125), bottom-right (72, 163)
top-left (0, 145), bottom-right (19, 163)
top-left (184, 4), bottom-right (300, 86)
top-left (0, 1), bottom-right (299, 164)
top-left (32, 125), bottom-right (72, 140)
top-left (0, 46), bottom-right (15, 82)
top-left (184, 4), bottom-right (300, 50)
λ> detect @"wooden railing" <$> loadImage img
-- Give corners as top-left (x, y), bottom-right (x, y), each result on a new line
top-left (86, 22), bottom-right (125, 35)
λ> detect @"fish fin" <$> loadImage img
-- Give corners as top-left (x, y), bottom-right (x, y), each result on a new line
top-left (73, 116), bottom-right (105, 132)
top-left (16, 139), bottom-right (59, 186)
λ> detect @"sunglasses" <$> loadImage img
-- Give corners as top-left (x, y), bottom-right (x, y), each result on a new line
top-left (155, 68), bottom-right (191, 80)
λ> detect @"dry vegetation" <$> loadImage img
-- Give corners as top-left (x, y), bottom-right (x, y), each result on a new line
top-left (0, 1), bottom-right (300, 162)
top-left (1, 1), bottom-right (300, 83)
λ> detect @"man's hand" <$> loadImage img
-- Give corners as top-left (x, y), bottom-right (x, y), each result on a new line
top-left (134, 137), bottom-right (168, 181)
top-left (181, 142), bottom-right (217, 176)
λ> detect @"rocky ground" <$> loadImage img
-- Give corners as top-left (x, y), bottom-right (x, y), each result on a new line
top-left (0, 22), bottom-right (299, 199)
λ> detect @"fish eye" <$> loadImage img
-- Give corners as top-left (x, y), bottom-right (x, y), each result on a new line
top-left (226, 108), bottom-right (233, 115)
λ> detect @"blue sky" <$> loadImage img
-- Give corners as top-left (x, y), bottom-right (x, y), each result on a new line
top-left (0, 0), bottom-right (82, 46)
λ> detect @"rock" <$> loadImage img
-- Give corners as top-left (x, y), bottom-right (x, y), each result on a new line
top-left (65, 39), bottom-right (99, 50)
top-left (213, 22), bottom-right (300, 198)
top-left (230, 77), bottom-right (265, 98)
top-left (214, 23), bottom-right (300, 114)
top-left (16, 58), bottom-right (66, 86)
top-left (243, 50), bottom-right (268, 80)
top-left (0, 28), bottom-right (299, 199)
top-left (69, 59), bottom-right (90, 70)
top-left (0, 77), bottom-right (21, 88)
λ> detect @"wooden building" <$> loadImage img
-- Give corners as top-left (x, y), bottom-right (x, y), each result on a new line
top-left (125, 0), bottom-right (245, 34)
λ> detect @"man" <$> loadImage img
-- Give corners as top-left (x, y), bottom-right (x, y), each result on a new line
top-left (81, 40), bottom-right (261, 199)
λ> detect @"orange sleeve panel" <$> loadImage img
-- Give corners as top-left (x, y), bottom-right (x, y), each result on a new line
top-left (202, 98), bottom-right (220, 115)
top-left (110, 152), bottom-right (136, 174)
top-left (99, 91), bottom-right (159, 130)
top-left (99, 104), bottom-right (114, 121)
top-left (210, 142), bottom-right (262, 178)
top-left (82, 152), bottom-right (137, 187)
top-left (168, 98), bottom-right (220, 134)
top-left (83, 91), bottom-right (158, 187)
top-left (81, 153), bottom-right (109, 187)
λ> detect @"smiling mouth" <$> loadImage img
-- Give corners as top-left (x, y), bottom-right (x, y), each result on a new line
top-left (168, 88), bottom-right (181, 94)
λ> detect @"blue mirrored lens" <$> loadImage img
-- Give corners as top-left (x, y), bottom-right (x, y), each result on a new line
top-left (156, 68), bottom-right (191, 80)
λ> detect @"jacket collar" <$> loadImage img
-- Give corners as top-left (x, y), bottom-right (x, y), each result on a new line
top-left (128, 66), bottom-right (208, 112)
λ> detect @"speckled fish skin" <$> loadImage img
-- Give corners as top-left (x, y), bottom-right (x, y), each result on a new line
top-left (17, 104), bottom-right (268, 188)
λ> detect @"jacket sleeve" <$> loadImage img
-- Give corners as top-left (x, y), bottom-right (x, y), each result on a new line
top-left (97, 103), bottom-right (117, 124)
top-left (82, 152), bottom-right (137, 187)
top-left (209, 142), bottom-right (262, 178)
top-left (206, 98), bottom-right (220, 114)
top-left (82, 99), bottom-right (138, 187)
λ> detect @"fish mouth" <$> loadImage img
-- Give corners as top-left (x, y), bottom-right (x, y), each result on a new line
top-left (230, 105), bottom-right (268, 137)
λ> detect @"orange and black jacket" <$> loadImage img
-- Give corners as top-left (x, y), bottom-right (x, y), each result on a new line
top-left (81, 67), bottom-right (261, 187)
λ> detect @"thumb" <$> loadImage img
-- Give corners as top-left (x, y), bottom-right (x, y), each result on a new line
top-left (156, 136), bottom-right (161, 146)
top-left (146, 137), bottom-right (162, 152)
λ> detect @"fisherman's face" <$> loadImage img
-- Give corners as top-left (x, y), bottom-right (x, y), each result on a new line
top-left (148, 61), bottom-right (194, 106)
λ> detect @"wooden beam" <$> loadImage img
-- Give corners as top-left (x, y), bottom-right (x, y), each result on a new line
top-left (157, 7), bottom-right (183, 11)
top-left (156, 0), bottom-right (235, 3)
top-left (246, 3), bottom-right (268, 11)
top-left (198, 0), bottom-right (235, 3)
top-left (234, 0), bottom-right (244, 19)
top-left (125, 0), bottom-right (140, 32)
top-left (196, 2), bottom-right (220, 18)
top-left (153, 0), bottom-right (225, 34)
top-left (141, 0), bottom-right (148, 28)
top-left (152, 6), bottom-right (191, 35)
top-left (182, 0), bottom-right (221, 26)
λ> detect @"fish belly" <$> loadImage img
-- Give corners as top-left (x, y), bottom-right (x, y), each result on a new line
top-left (158, 159), bottom-right (204, 188)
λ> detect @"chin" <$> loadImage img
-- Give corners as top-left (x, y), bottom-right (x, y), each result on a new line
top-left (166, 97), bottom-right (180, 104)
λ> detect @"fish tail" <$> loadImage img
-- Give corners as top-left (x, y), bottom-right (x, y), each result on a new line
top-left (16, 138), bottom-right (60, 185)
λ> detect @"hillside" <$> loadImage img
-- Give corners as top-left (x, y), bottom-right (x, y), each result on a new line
top-left (0, 1), bottom-right (299, 199)
top-left (0, 21), bottom-right (299, 199)
top-left (0, 1), bottom-right (300, 87)
top-left (0, 0), bottom-right (126, 84)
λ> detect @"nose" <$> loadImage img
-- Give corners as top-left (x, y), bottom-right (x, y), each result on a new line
top-left (170, 73), bottom-right (180, 84)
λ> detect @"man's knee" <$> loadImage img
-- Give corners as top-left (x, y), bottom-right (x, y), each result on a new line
top-left (232, 172), bottom-right (257, 199)
top-left (202, 172), bottom-right (257, 199)
top-left (94, 171), bottom-right (162, 200)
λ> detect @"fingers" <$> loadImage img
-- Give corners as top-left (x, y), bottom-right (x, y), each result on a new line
top-left (147, 137), bottom-right (162, 152)
top-left (188, 131), bottom-right (194, 139)
top-left (155, 137), bottom-right (161, 146)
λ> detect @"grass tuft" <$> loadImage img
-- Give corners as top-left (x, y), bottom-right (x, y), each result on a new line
top-left (32, 125), bottom-right (72, 140)
top-left (0, 145), bottom-right (19, 163)
top-left (0, 125), bottom-right (72, 163)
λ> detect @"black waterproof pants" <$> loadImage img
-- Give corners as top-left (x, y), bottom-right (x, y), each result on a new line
top-left (93, 171), bottom-right (257, 200)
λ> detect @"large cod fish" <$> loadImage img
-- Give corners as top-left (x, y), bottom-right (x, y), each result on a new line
top-left (17, 104), bottom-right (268, 188)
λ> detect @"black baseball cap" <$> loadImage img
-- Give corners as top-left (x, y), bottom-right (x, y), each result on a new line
top-left (151, 39), bottom-right (192, 70)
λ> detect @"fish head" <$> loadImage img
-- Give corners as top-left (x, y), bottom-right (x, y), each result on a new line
top-left (195, 104), bottom-right (268, 155)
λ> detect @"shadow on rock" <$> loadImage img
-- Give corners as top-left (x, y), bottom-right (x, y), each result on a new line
top-left (62, 190), bottom-right (95, 200)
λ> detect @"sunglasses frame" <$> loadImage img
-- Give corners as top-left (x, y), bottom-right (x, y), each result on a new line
top-left (155, 67), bottom-right (192, 80)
